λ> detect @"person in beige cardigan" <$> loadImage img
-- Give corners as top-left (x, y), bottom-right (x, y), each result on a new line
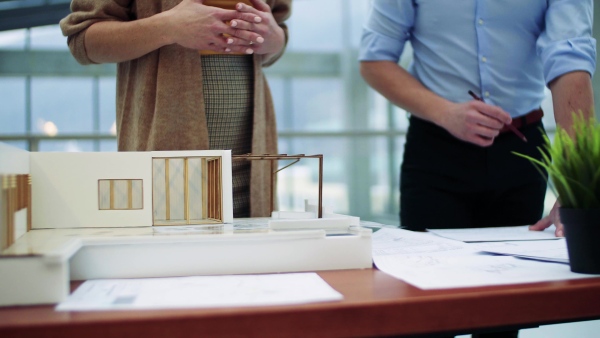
top-left (60, 0), bottom-right (291, 217)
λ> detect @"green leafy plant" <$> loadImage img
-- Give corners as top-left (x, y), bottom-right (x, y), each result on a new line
top-left (513, 112), bottom-right (600, 209)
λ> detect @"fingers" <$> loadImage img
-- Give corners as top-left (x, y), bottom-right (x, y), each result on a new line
top-left (221, 34), bottom-right (255, 54)
top-left (230, 2), bottom-right (283, 56)
top-left (477, 114), bottom-right (505, 131)
top-left (529, 216), bottom-right (553, 231)
top-left (203, 31), bottom-right (255, 54)
top-left (460, 107), bottom-right (499, 144)
top-left (461, 124), bottom-right (495, 147)
top-left (462, 101), bottom-right (515, 145)
top-left (528, 200), bottom-right (563, 237)
top-left (550, 202), bottom-right (563, 237)
top-left (223, 45), bottom-right (255, 54)
top-left (470, 135), bottom-right (495, 147)
top-left (205, 40), bottom-right (250, 54)
top-left (555, 223), bottom-right (564, 237)
top-left (215, 8), bottom-right (242, 22)
top-left (224, 25), bottom-right (264, 44)
top-left (233, 3), bottom-right (264, 23)
top-left (230, 8), bottom-right (271, 36)
top-left (211, 2), bottom-right (263, 22)
top-left (467, 115), bottom-right (501, 136)
top-left (206, 38), bottom-right (254, 54)
top-left (232, 13), bottom-right (262, 25)
top-left (229, 18), bottom-right (264, 36)
top-left (465, 101), bottom-right (505, 128)
top-left (225, 36), bottom-right (263, 46)
top-left (529, 214), bottom-right (563, 238)
top-left (471, 100), bottom-right (512, 125)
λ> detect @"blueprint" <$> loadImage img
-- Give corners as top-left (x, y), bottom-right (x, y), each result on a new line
top-left (373, 228), bottom-right (597, 289)
top-left (428, 225), bottom-right (558, 242)
top-left (56, 272), bottom-right (342, 311)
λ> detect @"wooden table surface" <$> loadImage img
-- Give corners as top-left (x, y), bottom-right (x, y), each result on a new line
top-left (2, 268), bottom-right (600, 337)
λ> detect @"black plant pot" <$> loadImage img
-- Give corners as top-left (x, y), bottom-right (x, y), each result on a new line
top-left (559, 208), bottom-right (600, 274)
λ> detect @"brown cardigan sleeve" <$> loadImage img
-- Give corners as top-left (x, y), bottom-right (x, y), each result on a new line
top-left (262, 0), bottom-right (292, 67)
top-left (59, 0), bottom-right (133, 65)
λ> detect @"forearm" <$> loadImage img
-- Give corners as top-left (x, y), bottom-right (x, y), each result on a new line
top-left (359, 61), bottom-right (452, 126)
top-left (84, 11), bottom-right (174, 64)
top-left (548, 71), bottom-right (594, 133)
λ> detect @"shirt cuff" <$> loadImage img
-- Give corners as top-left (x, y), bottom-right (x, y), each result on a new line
top-left (358, 29), bottom-right (407, 62)
top-left (541, 37), bottom-right (597, 84)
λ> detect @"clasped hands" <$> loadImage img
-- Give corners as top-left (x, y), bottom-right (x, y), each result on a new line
top-left (168, 0), bottom-right (284, 55)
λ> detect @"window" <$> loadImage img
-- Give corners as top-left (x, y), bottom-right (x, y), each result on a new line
top-left (0, 0), bottom-right (579, 225)
top-left (152, 157), bottom-right (223, 225)
top-left (98, 179), bottom-right (143, 210)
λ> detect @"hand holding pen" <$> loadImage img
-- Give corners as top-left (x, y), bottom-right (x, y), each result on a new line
top-left (468, 90), bottom-right (528, 142)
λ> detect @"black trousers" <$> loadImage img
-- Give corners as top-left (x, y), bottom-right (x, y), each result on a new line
top-left (400, 115), bottom-right (548, 231)
top-left (400, 116), bottom-right (545, 338)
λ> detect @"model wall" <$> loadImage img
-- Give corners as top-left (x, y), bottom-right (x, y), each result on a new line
top-left (31, 152), bottom-right (153, 228)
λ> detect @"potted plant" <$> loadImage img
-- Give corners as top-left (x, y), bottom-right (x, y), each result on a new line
top-left (514, 112), bottom-right (600, 274)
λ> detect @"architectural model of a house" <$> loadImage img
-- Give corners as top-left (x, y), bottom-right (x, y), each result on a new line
top-left (0, 143), bottom-right (372, 307)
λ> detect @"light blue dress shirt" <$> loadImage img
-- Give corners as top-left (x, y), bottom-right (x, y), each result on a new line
top-left (359, 0), bottom-right (596, 118)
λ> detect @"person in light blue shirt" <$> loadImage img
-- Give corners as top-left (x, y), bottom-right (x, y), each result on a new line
top-left (359, 1), bottom-right (595, 242)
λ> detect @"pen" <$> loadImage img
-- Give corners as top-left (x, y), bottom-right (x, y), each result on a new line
top-left (467, 90), bottom-right (528, 142)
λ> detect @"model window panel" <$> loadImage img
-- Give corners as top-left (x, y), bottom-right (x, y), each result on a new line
top-left (98, 179), bottom-right (143, 210)
top-left (188, 157), bottom-right (204, 221)
top-left (152, 159), bottom-right (167, 220)
top-left (152, 157), bottom-right (223, 225)
top-left (168, 158), bottom-right (185, 222)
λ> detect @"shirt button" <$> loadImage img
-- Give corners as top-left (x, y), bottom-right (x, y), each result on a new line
top-left (485, 91), bottom-right (490, 97)
top-left (478, 19), bottom-right (484, 25)
top-left (481, 56), bottom-right (487, 62)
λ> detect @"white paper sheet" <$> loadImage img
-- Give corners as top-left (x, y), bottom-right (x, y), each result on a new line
top-left (56, 273), bottom-right (342, 311)
top-left (428, 225), bottom-right (559, 242)
top-left (471, 239), bottom-right (570, 264)
top-left (373, 228), bottom-right (480, 257)
top-left (372, 228), bottom-right (597, 289)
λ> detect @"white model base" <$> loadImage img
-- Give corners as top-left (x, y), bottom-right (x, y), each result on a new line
top-left (0, 224), bottom-right (372, 307)
top-left (0, 255), bottom-right (69, 306)
top-left (0, 143), bottom-right (373, 307)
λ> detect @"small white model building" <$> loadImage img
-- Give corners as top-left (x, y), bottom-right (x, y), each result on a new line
top-left (0, 143), bottom-right (372, 307)
top-left (1, 146), bottom-right (234, 248)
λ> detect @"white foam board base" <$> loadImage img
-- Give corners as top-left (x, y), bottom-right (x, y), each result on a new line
top-left (0, 226), bottom-right (372, 307)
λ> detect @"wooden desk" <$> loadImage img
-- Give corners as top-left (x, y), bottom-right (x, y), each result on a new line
top-left (2, 268), bottom-right (600, 337)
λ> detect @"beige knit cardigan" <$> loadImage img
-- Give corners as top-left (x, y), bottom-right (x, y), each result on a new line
top-left (60, 0), bottom-right (291, 217)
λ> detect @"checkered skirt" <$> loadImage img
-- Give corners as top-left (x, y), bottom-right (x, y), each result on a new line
top-left (201, 55), bottom-right (254, 218)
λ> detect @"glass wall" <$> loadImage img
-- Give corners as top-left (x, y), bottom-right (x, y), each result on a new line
top-left (0, 0), bottom-right (575, 225)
